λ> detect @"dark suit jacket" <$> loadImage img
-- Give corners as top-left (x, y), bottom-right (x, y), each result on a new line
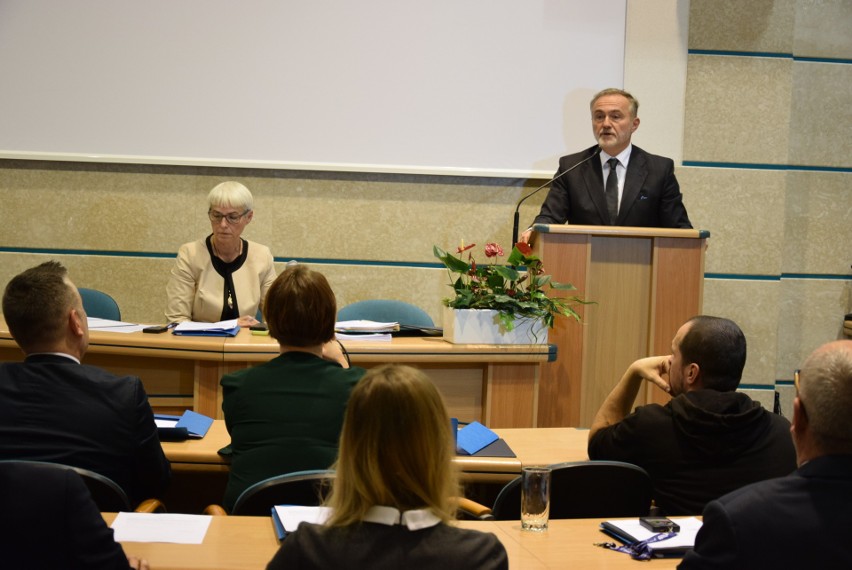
top-left (0, 461), bottom-right (131, 569)
top-left (0, 354), bottom-right (171, 504)
top-left (679, 454), bottom-right (852, 569)
top-left (267, 521), bottom-right (508, 570)
top-left (533, 145), bottom-right (692, 228)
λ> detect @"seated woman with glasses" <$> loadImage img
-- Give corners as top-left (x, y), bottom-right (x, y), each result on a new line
top-left (166, 181), bottom-right (276, 326)
top-left (266, 364), bottom-right (508, 570)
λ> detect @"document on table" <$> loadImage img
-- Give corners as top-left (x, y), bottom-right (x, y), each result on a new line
top-left (600, 517), bottom-right (702, 554)
top-left (111, 512), bottom-right (212, 544)
top-left (335, 320), bottom-right (399, 333)
top-left (87, 317), bottom-right (147, 333)
top-left (273, 506), bottom-right (332, 533)
top-left (173, 319), bottom-right (240, 337)
top-left (335, 332), bottom-right (392, 342)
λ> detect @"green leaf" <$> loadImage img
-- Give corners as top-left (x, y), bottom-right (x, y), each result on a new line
top-left (550, 280), bottom-right (577, 291)
top-left (492, 265), bottom-right (519, 281)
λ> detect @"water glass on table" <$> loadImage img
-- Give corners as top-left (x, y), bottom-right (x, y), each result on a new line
top-left (521, 466), bottom-right (551, 531)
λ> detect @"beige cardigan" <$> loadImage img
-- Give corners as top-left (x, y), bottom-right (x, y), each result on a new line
top-left (165, 237), bottom-right (277, 323)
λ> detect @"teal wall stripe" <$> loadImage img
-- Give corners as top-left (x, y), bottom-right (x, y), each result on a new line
top-left (0, 246), bottom-right (445, 270)
top-left (705, 273), bottom-right (851, 281)
top-left (2, 248), bottom-right (849, 279)
top-left (688, 49), bottom-right (791, 58)
top-left (689, 49), bottom-right (852, 65)
top-left (682, 161), bottom-right (852, 173)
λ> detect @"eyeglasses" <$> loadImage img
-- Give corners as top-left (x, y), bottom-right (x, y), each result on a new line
top-left (208, 209), bottom-right (249, 225)
top-left (794, 369), bottom-right (808, 418)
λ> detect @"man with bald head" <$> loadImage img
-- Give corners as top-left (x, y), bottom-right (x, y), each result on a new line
top-left (0, 261), bottom-right (170, 504)
top-left (680, 340), bottom-right (852, 568)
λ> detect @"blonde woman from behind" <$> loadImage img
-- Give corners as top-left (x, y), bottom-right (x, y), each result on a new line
top-left (266, 364), bottom-right (508, 570)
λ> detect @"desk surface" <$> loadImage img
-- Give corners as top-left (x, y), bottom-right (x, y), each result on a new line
top-left (0, 321), bottom-right (554, 363)
top-left (104, 513), bottom-right (679, 569)
top-left (225, 329), bottom-right (555, 363)
top-left (163, 422), bottom-right (590, 478)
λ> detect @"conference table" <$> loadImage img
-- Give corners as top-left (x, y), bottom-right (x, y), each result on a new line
top-left (103, 513), bottom-right (681, 569)
top-left (163, 422), bottom-right (590, 481)
top-left (160, 423), bottom-right (590, 512)
top-left (0, 322), bottom-right (555, 428)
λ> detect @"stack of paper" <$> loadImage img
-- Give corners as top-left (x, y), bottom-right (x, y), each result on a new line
top-left (87, 318), bottom-right (147, 334)
top-left (173, 319), bottom-right (240, 337)
top-left (334, 320), bottom-right (398, 342)
top-left (335, 320), bottom-right (400, 333)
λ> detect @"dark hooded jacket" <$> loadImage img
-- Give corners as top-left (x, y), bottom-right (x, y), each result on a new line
top-left (588, 390), bottom-right (797, 515)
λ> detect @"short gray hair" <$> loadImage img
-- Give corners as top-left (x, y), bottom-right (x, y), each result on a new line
top-left (590, 88), bottom-right (639, 118)
top-left (799, 340), bottom-right (852, 454)
top-left (207, 181), bottom-right (254, 212)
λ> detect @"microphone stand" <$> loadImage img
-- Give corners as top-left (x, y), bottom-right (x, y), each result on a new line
top-left (511, 147), bottom-right (601, 245)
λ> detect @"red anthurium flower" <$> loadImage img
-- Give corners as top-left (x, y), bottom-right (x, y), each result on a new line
top-left (484, 243), bottom-right (504, 258)
top-left (515, 242), bottom-right (532, 255)
top-left (457, 243), bottom-right (476, 254)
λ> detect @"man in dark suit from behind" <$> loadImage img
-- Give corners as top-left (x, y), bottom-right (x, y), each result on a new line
top-left (679, 340), bottom-right (852, 569)
top-left (0, 461), bottom-right (149, 569)
top-left (0, 261), bottom-right (170, 504)
top-left (521, 88), bottom-right (691, 243)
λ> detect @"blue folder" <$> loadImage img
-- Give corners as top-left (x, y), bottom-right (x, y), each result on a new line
top-left (456, 421), bottom-right (499, 455)
top-left (155, 410), bottom-right (214, 439)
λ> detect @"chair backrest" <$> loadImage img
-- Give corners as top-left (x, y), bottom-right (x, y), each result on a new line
top-left (491, 460), bottom-right (653, 520)
top-left (231, 470), bottom-right (335, 516)
top-left (78, 287), bottom-right (121, 321)
top-left (337, 299), bottom-right (434, 328)
top-left (0, 460), bottom-right (132, 512)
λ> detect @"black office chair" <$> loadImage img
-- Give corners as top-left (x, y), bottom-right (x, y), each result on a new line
top-left (231, 470), bottom-right (335, 516)
top-left (0, 460), bottom-right (164, 512)
top-left (490, 460), bottom-right (653, 520)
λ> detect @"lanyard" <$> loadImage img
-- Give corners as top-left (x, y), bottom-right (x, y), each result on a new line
top-left (595, 531), bottom-right (678, 561)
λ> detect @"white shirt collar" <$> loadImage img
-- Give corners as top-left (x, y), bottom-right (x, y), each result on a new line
top-left (600, 144), bottom-right (633, 169)
top-left (28, 352), bottom-right (80, 364)
top-left (362, 505), bottom-right (442, 531)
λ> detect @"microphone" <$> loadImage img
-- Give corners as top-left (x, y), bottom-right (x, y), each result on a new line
top-left (511, 146), bottom-right (601, 245)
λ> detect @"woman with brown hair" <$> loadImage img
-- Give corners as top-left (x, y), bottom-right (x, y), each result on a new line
top-left (266, 364), bottom-right (508, 570)
top-left (220, 265), bottom-right (364, 511)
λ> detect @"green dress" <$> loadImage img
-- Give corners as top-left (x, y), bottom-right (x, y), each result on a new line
top-left (221, 351), bottom-right (364, 511)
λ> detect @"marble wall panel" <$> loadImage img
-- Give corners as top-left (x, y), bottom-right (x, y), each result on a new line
top-left (676, 166), bottom-right (787, 275)
top-left (683, 55), bottom-right (792, 165)
top-left (738, 387), bottom-right (778, 412)
top-left (783, 171), bottom-right (852, 275)
top-left (775, 277), bottom-right (851, 378)
top-left (793, 0), bottom-right (852, 59)
top-left (0, 160), bottom-right (534, 263)
top-left (788, 61), bottom-right (852, 168)
top-left (688, 0), bottom-right (795, 53)
top-left (702, 278), bottom-right (780, 387)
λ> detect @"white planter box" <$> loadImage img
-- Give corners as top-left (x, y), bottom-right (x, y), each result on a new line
top-left (442, 308), bottom-right (548, 345)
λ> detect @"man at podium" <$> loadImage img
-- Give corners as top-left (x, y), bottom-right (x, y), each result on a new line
top-left (521, 88), bottom-right (691, 243)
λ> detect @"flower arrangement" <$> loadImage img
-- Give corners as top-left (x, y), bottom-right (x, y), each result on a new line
top-left (433, 241), bottom-right (587, 331)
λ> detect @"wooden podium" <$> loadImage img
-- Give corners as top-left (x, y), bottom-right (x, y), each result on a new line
top-left (532, 224), bottom-right (709, 427)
